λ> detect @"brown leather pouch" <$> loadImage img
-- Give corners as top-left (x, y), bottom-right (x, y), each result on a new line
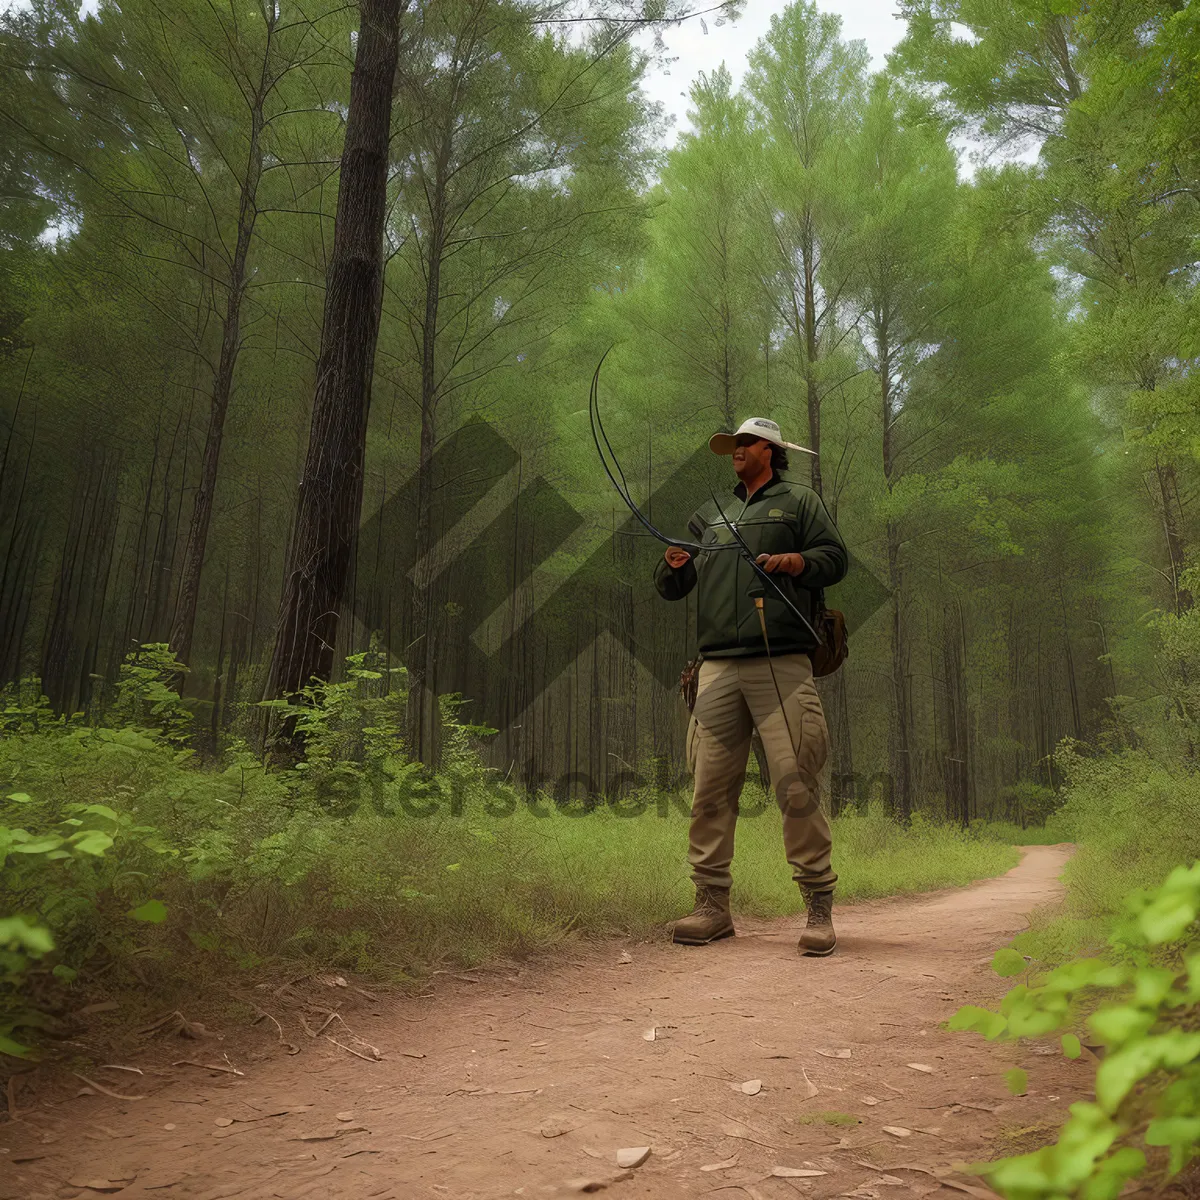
top-left (809, 595), bottom-right (848, 678)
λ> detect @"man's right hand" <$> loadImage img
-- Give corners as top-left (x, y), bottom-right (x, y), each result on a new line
top-left (664, 546), bottom-right (692, 569)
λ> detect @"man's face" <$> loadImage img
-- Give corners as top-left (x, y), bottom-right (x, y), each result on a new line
top-left (732, 434), bottom-right (773, 479)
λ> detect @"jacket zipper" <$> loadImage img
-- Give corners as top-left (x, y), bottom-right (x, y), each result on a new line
top-left (730, 491), bottom-right (754, 641)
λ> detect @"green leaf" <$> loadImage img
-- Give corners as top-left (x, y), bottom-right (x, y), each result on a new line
top-left (1088, 1005), bottom-right (1155, 1047)
top-left (1134, 966), bottom-right (1176, 1007)
top-left (0, 918), bottom-right (54, 954)
top-left (5, 793), bottom-right (32, 804)
top-left (949, 1004), bottom-right (1008, 1040)
top-left (68, 830), bottom-right (113, 856)
top-left (992, 948), bottom-right (1027, 977)
top-left (1139, 894), bottom-right (1197, 944)
top-left (1005, 1067), bottom-right (1028, 1095)
top-left (11, 835), bottom-right (65, 854)
top-left (127, 899), bottom-right (168, 924)
top-left (1062, 1033), bottom-right (1082, 1059)
top-left (1081, 1148), bottom-right (1147, 1200)
top-left (1146, 1117), bottom-right (1200, 1148)
top-left (81, 804), bottom-right (120, 823)
top-left (52, 964), bottom-right (78, 982)
top-left (1096, 1042), bottom-right (1158, 1111)
top-left (1154, 1030), bottom-right (1200, 1068)
top-left (0, 1032), bottom-right (33, 1058)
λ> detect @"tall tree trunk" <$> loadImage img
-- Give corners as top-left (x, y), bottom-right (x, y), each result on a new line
top-left (879, 313), bottom-right (912, 820)
top-left (1154, 458), bottom-right (1191, 613)
top-left (0, 397), bottom-right (37, 681)
top-left (211, 564), bottom-right (231, 749)
top-left (802, 225), bottom-right (822, 498)
top-left (800, 223), bottom-right (852, 801)
top-left (267, 0), bottom-right (403, 705)
top-left (170, 15), bottom-right (275, 668)
top-left (1059, 582), bottom-right (1082, 738)
top-left (407, 156), bottom-right (448, 766)
top-left (941, 600), bottom-right (970, 827)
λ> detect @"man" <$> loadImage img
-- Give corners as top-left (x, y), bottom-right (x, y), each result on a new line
top-left (654, 417), bottom-right (848, 956)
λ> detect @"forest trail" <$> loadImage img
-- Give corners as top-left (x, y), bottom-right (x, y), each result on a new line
top-left (3, 846), bottom-right (1083, 1200)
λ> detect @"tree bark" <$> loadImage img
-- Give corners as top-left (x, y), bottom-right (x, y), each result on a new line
top-left (802, 221), bottom-right (822, 497)
top-left (170, 20), bottom-right (273, 668)
top-left (879, 314), bottom-right (912, 821)
top-left (267, 0), bottom-right (403, 703)
top-left (407, 140), bottom-right (449, 765)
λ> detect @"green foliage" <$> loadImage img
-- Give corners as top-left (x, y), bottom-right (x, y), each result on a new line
top-left (1005, 1067), bottom-right (1029, 1097)
top-left (993, 947), bottom-right (1028, 977)
top-left (0, 795), bottom-right (139, 1055)
top-left (0, 678), bottom-right (58, 736)
top-left (952, 863), bottom-right (1200, 1196)
top-left (110, 644), bottom-right (194, 746)
top-left (0, 646), bottom-right (1023, 1059)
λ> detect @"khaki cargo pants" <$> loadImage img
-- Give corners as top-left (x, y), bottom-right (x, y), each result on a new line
top-left (686, 653), bottom-right (837, 893)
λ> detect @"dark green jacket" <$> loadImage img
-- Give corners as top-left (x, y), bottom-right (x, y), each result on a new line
top-left (653, 472), bottom-right (848, 658)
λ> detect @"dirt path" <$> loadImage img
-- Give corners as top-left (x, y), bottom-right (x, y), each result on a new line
top-left (3, 846), bottom-right (1085, 1200)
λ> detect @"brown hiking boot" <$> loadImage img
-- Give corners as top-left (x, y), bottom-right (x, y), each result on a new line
top-left (798, 888), bottom-right (836, 957)
top-left (672, 885), bottom-right (734, 945)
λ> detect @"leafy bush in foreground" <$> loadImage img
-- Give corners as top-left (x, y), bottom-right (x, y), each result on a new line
top-left (950, 744), bottom-right (1200, 1195)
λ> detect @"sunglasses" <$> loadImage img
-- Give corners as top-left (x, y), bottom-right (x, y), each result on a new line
top-left (734, 434), bottom-right (770, 448)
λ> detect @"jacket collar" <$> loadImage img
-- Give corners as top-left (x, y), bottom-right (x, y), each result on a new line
top-left (733, 470), bottom-right (783, 503)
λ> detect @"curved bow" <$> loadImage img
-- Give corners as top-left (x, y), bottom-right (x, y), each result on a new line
top-left (588, 351), bottom-right (822, 644)
top-left (588, 348), bottom-right (733, 555)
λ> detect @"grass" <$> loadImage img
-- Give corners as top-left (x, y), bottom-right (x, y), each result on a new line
top-left (385, 790), bottom-right (1021, 968)
top-left (994, 1121), bottom-right (1063, 1157)
top-left (968, 820), bottom-right (1067, 847)
top-left (1, 713), bottom-right (1024, 1013)
top-left (996, 748), bottom-right (1200, 968)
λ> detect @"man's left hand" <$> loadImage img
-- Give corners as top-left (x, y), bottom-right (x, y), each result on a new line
top-left (756, 552), bottom-right (805, 576)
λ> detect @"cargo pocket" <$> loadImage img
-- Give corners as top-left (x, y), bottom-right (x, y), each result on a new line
top-left (794, 706), bottom-right (829, 782)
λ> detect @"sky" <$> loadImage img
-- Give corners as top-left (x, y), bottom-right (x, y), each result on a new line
top-left (638, 0), bottom-right (907, 143)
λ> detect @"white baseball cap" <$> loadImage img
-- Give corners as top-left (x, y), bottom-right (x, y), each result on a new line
top-left (709, 417), bottom-right (816, 456)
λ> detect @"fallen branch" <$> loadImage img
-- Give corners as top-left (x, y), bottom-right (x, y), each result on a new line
top-left (325, 1036), bottom-right (380, 1062)
top-left (230, 991), bottom-right (300, 1054)
top-left (72, 1072), bottom-right (145, 1101)
top-left (172, 1060), bottom-right (244, 1077)
top-left (6, 1070), bottom-right (31, 1118)
top-left (274, 973), bottom-right (309, 997)
top-left (138, 1010), bottom-right (207, 1039)
top-left (721, 1129), bottom-right (781, 1151)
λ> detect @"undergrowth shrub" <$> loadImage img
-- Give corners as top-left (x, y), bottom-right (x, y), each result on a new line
top-left (1012, 745), bottom-right (1200, 968)
top-left (1, 644), bottom-right (1023, 1061)
top-left (953, 864), bottom-right (1200, 1199)
top-left (949, 728), bottom-right (1200, 1199)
